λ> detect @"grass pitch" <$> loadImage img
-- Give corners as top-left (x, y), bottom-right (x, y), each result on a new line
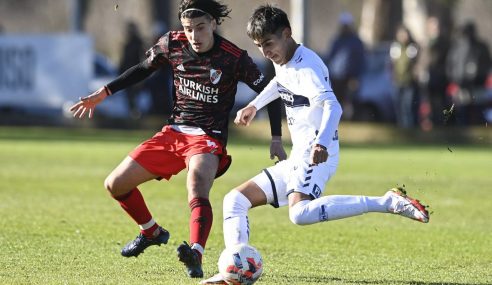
top-left (0, 126), bottom-right (490, 285)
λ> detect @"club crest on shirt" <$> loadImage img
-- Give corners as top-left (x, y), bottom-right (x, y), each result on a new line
top-left (210, 69), bottom-right (222, 84)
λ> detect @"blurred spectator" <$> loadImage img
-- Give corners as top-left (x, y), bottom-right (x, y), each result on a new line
top-left (324, 12), bottom-right (365, 120)
top-left (390, 25), bottom-right (420, 128)
top-left (145, 22), bottom-right (173, 118)
top-left (445, 21), bottom-right (491, 125)
top-left (420, 16), bottom-right (450, 127)
top-left (119, 21), bottom-right (145, 118)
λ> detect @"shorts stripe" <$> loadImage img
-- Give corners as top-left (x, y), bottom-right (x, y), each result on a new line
top-left (263, 169), bottom-right (279, 208)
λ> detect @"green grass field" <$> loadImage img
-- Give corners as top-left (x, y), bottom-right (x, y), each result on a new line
top-left (0, 126), bottom-right (490, 285)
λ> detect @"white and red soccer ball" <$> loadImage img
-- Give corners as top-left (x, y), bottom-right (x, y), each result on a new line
top-left (218, 244), bottom-right (263, 285)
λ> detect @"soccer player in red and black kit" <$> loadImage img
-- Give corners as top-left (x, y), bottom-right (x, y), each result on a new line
top-left (69, 0), bottom-right (286, 278)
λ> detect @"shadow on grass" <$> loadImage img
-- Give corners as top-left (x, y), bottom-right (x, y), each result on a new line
top-left (278, 275), bottom-right (480, 285)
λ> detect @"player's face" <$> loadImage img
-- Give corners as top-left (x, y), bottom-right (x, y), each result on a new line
top-left (253, 28), bottom-right (292, 65)
top-left (181, 15), bottom-right (217, 53)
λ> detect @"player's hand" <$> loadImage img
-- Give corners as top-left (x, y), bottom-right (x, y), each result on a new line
top-left (270, 136), bottom-right (287, 161)
top-left (234, 105), bottom-right (257, 126)
top-left (310, 144), bottom-right (328, 165)
top-left (69, 86), bottom-right (109, 119)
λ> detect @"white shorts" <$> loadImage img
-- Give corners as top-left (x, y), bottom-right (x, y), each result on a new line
top-left (251, 153), bottom-right (339, 208)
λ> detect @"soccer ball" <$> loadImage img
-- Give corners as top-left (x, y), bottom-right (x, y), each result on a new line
top-left (218, 244), bottom-right (263, 285)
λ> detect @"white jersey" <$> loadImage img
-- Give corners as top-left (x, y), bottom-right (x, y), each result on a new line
top-left (251, 45), bottom-right (342, 159)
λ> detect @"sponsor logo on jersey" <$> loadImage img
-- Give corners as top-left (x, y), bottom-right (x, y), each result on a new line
top-left (252, 73), bottom-right (265, 86)
top-left (277, 82), bottom-right (310, 108)
top-left (178, 77), bottom-right (219, 103)
top-left (177, 64), bottom-right (185, 71)
top-left (294, 55), bottom-right (303, 63)
top-left (210, 69), bottom-right (222, 84)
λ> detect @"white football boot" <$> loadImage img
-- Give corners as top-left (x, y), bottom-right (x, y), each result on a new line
top-left (387, 187), bottom-right (430, 223)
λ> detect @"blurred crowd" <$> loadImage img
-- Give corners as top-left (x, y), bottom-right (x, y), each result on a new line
top-left (91, 13), bottom-right (492, 129)
top-left (117, 21), bottom-right (174, 120)
top-left (324, 12), bottom-right (492, 129)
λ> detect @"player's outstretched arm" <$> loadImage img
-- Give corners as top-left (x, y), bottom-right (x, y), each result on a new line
top-left (69, 86), bottom-right (110, 119)
top-left (234, 105), bottom-right (257, 126)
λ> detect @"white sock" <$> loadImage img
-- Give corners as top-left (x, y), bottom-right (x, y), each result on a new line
top-left (363, 194), bottom-right (391, 213)
top-left (223, 190), bottom-right (252, 248)
top-left (289, 195), bottom-right (369, 225)
top-left (191, 243), bottom-right (204, 255)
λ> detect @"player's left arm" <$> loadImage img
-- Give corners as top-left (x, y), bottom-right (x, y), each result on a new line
top-left (311, 96), bottom-right (342, 164)
top-left (302, 67), bottom-right (342, 165)
top-left (238, 52), bottom-right (286, 161)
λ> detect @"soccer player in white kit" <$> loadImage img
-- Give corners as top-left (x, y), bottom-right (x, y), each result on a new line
top-left (201, 5), bottom-right (429, 284)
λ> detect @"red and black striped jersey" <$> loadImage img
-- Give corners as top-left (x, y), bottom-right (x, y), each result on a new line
top-left (146, 31), bottom-right (269, 144)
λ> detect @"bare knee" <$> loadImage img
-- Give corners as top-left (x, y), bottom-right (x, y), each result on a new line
top-left (187, 170), bottom-right (214, 199)
top-left (104, 174), bottom-right (128, 197)
top-left (104, 175), bottom-right (115, 194)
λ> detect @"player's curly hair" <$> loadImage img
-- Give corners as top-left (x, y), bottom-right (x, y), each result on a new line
top-left (178, 0), bottom-right (231, 25)
top-left (247, 4), bottom-right (291, 41)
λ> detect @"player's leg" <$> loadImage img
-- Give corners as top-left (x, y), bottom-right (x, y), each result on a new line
top-left (223, 159), bottom-right (290, 248)
top-left (288, 188), bottom-right (429, 224)
top-left (222, 180), bottom-right (268, 248)
top-left (200, 161), bottom-right (289, 284)
top-left (201, 163), bottom-right (286, 284)
top-left (177, 153), bottom-right (219, 278)
top-left (287, 155), bottom-right (429, 224)
top-left (104, 156), bottom-right (170, 257)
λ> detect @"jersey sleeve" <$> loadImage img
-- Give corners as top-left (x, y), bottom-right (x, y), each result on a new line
top-left (300, 65), bottom-right (342, 148)
top-left (249, 78), bottom-right (279, 110)
top-left (314, 98), bottom-right (342, 148)
top-left (237, 51), bottom-right (281, 136)
top-left (106, 61), bottom-right (155, 94)
top-left (266, 98), bottom-right (283, 137)
top-left (145, 32), bottom-right (171, 69)
top-left (237, 51), bottom-right (268, 93)
top-left (300, 65), bottom-right (335, 105)
top-left (106, 34), bottom-right (172, 94)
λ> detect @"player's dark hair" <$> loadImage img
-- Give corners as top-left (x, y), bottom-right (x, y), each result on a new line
top-left (247, 4), bottom-right (291, 41)
top-left (179, 0), bottom-right (231, 25)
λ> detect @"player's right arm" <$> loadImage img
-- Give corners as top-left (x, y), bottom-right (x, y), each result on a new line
top-left (70, 34), bottom-right (170, 119)
top-left (69, 60), bottom-right (157, 119)
top-left (69, 86), bottom-right (110, 119)
top-left (235, 78), bottom-right (279, 126)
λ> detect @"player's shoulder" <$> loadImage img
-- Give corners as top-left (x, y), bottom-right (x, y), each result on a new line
top-left (216, 35), bottom-right (244, 58)
top-left (294, 45), bottom-right (324, 67)
top-left (291, 45), bottom-right (328, 77)
top-left (168, 31), bottom-right (188, 43)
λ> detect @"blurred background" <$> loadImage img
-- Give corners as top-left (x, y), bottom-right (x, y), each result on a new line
top-left (0, 0), bottom-right (491, 139)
